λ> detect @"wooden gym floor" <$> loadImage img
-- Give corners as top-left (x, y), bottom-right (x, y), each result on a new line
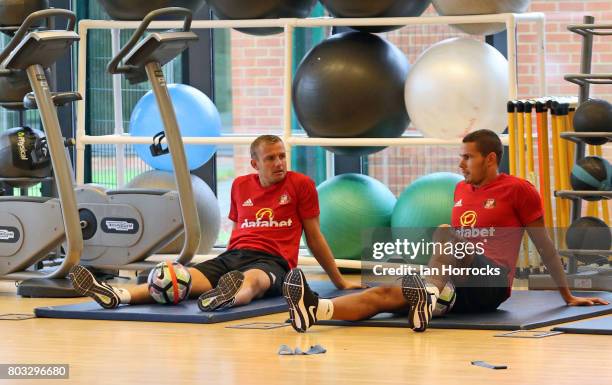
top-left (0, 269), bottom-right (610, 385)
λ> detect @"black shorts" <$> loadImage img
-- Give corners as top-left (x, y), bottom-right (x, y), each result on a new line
top-left (451, 254), bottom-right (511, 314)
top-left (192, 249), bottom-right (290, 298)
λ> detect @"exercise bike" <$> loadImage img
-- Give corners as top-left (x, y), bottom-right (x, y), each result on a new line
top-left (74, 7), bottom-right (201, 271)
top-left (0, 8), bottom-right (202, 297)
top-left (0, 9), bottom-right (82, 296)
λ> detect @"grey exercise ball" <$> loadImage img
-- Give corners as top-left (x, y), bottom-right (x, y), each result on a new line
top-left (126, 170), bottom-right (220, 255)
top-left (432, 0), bottom-right (531, 35)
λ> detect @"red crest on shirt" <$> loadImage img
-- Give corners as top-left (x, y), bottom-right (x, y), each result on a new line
top-left (279, 193), bottom-right (291, 205)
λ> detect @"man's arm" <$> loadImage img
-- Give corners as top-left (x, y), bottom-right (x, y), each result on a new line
top-left (526, 217), bottom-right (608, 306)
top-left (302, 216), bottom-right (363, 290)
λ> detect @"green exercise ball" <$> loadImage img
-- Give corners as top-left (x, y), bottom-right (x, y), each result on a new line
top-left (391, 172), bottom-right (463, 264)
top-left (318, 173), bottom-right (396, 260)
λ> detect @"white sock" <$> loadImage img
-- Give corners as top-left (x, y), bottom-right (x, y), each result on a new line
top-left (316, 299), bottom-right (334, 320)
top-left (425, 283), bottom-right (439, 308)
top-left (113, 287), bottom-right (131, 304)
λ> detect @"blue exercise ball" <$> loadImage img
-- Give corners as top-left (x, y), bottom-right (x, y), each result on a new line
top-left (130, 84), bottom-right (221, 172)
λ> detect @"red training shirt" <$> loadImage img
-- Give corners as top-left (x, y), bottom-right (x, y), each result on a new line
top-left (451, 173), bottom-right (544, 284)
top-left (227, 171), bottom-right (320, 268)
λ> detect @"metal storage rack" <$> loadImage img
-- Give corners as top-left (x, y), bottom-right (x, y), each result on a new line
top-left (529, 16), bottom-right (612, 291)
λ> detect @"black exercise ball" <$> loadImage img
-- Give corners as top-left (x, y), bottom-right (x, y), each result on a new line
top-left (0, 126), bottom-right (51, 188)
top-left (320, 0), bottom-right (431, 32)
top-left (97, 0), bottom-right (207, 20)
top-left (573, 99), bottom-right (612, 145)
top-left (292, 32), bottom-right (410, 156)
top-left (0, 70), bottom-right (32, 109)
top-left (0, 68), bottom-right (51, 110)
top-left (570, 156), bottom-right (611, 198)
top-left (0, 0), bottom-right (48, 28)
top-left (207, 0), bottom-right (317, 36)
top-left (566, 216), bottom-right (611, 251)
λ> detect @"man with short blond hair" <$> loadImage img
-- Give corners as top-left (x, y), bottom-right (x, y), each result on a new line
top-left (70, 135), bottom-right (361, 310)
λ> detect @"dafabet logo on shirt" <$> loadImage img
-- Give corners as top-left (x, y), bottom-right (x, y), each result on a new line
top-left (256, 208), bottom-right (274, 221)
top-left (241, 208), bottom-right (293, 229)
top-left (459, 210), bottom-right (477, 227)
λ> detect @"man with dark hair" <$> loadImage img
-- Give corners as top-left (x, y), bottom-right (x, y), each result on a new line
top-left (462, 129), bottom-right (504, 165)
top-left (283, 129), bottom-right (608, 333)
top-left (69, 135), bottom-right (361, 310)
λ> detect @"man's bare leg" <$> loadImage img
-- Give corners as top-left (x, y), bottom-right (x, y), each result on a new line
top-left (232, 269), bottom-right (272, 305)
top-left (281, 226), bottom-right (479, 333)
top-left (69, 265), bottom-right (214, 308)
top-left (198, 268), bottom-right (274, 311)
top-left (320, 225), bottom-right (479, 330)
top-left (125, 267), bottom-right (215, 304)
top-left (330, 286), bottom-right (407, 321)
top-left (283, 269), bottom-right (431, 332)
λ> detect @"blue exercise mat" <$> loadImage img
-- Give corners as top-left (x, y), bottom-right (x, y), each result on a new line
top-left (316, 290), bottom-right (612, 330)
top-left (34, 281), bottom-right (341, 324)
top-left (552, 316), bottom-right (612, 335)
top-left (35, 283), bottom-right (612, 329)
